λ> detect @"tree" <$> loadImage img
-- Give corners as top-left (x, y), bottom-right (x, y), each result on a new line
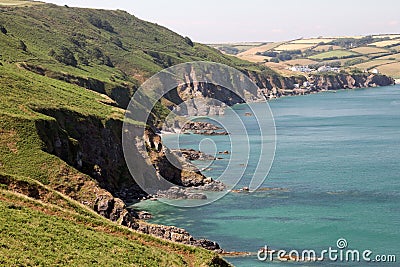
top-left (270, 57), bottom-right (279, 63)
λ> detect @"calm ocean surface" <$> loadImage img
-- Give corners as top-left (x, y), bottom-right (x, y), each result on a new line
top-left (134, 85), bottom-right (400, 266)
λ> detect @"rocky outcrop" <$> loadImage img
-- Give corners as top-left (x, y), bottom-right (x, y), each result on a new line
top-left (161, 66), bottom-right (394, 116)
top-left (145, 129), bottom-right (210, 187)
top-left (172, 148), bottom-right (217, 161)
top-left (180, 121), bottom-right (229, 135)
top-left (137, 222), bottom-right (221, 251)
top-left (93, 193), bottom-right (138, 228)
top-left (309, 73), bottom-right (395, 90)
top-left (34, 108), bottom-right (211, 200)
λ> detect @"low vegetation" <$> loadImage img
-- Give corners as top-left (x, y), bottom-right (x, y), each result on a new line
top-left (0, 189), bottom-right (224, 266)
top-left (0, 2), bottom-right (240, 265)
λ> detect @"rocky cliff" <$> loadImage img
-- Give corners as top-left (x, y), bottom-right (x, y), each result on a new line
top-left (161, 68), bottom-right (394, 116)
top-left (309, 73), bottom-right (395, 90)
top-left (28, 106), bottom-right (223, 249)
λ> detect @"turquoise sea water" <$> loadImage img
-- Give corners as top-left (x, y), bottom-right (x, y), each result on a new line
top-left (134, 85), bottom-right (400, 266)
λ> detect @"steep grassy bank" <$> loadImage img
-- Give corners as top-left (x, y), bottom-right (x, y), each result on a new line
top-left (0, 187), bottom-right (227, 266)
top-left (0, 2), bottom-right (236, 264)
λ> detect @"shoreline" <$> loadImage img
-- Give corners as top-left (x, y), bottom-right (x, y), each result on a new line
top-left (138, 83), bottom-right (399, 254)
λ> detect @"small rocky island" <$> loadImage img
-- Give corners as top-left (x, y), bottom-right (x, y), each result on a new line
top-left (182, 121), bottom-right (229, 135)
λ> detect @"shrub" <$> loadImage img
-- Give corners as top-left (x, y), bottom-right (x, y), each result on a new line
top-left (110, 36), bottom-right (123, 48)
top-left (89, 47), bottom-right (114, 67)
top-left (88, 16), bottom-right (114, 33)
top-left (184, 36), bottom-right (194, 47)
top-left (0, 25), bottom-right (7, 34)
top-left (51, 46), bottom-right (78, 67)
top-left (18, 40), bottom-right (27, 52)
top-left (260, 51), bottom-right (278, 57)
top-left (270, 57), bottom-right (279, 63)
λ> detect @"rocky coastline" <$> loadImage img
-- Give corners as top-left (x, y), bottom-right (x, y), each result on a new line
top-left (24, 69), bottom-right (396, 255)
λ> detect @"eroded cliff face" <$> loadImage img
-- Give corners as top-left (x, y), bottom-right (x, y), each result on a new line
top-left (309, 73), bottom-right (395, 90)
top-left (29, 108), bottom-right (222, 249)
top-left (162, 68), bottom-right (394, 116)
top-left (34, 108), bottom-right (208, 197)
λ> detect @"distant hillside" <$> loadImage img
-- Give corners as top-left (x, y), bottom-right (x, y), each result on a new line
top-left (213, 35), bottom-right (400, 78)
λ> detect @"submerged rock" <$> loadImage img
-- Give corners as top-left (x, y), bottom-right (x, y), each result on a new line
top-left (172, 148), bottom-right (216, 161)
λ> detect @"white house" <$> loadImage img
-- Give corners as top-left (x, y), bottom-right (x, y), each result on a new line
top-left (371, 68), bottom-right (379, 74)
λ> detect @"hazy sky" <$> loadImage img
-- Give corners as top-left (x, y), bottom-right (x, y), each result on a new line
top-left (45, 0), bottom-right (400, 43)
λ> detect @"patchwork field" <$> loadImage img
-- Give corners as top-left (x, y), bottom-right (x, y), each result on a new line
top-left (353, 59), bottom-right (395, 70)
top-left (236, 42), bottom-right (285, 57)
top-left (309, 50), bottom-right (358, 60)
top-left (290, 38), bottom-right (335, 44)
top-left (368, 40), bottom-right (400, 47)
top-left (372, 34), bottom-right (400, 39)
top-left (285, 58), bottom-right (318, 66)
top-left (350, 46), bottom-right (389, 55)
top-left (378, 53), bottom-right (400, 60)
top-left (313, 45), bottom-right (341, 52)
top-left (376, 62), bottom-right (400, 78)
top-left (274, 43), bottom-right (315, 51)
top-left (211, 34), bottom-right (400, 78)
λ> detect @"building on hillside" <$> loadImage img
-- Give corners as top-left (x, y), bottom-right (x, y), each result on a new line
top-left (289, 65), bottom-right (313, 73)
top-left (370, 68), bottom-right (379, 74)
top-left (317, 65), bottom-right (340, 73)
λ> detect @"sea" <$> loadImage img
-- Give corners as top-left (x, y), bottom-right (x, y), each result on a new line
top-left (134, 85), bottom-right (400, 266)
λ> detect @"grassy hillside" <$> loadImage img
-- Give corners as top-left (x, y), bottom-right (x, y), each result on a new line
top-left (0, 2), bottom-right (268, 84)
top-left (0, 186), bottom-right (224, 266)
top-left (218, 35), bottom-right (400, 78)
top-left (0, 51), bottom-right (227, 267)
top-left (0, 2), bottom-right (242, 265)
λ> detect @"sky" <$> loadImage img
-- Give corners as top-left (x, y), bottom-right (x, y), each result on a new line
top-left (45, 0), bottom-right (400, 43)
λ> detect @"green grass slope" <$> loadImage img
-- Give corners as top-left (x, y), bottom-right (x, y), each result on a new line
top-left (0, 2), bottom-right (268, 85)
top-left (0, 60), bottom-right (230, 266)
top-left (0, 2), bottom-right (241, 265)
top-left (0, 188), bottom-right (226, 266)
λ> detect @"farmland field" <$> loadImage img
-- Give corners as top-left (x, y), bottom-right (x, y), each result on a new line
top-left (290, 38), bottom-right (335, 44)
top-left (274, 43), bottom-right (315, 51)
top-left (236, 54), bottom-right (269, 63)
top-left (350, 46), bottom-right (389, 55)
top-left (376, 62), bottom-right (400, 78)
top-left (309, 50), bottom-right (358, 60)
top-left (212, 34), bottom-right (400, 77)
top-left (285, 58), bottom-right (318, 66)
top-left (237, 42), bottom-right (284, 56)
top-left (368, 40), bottom-right (400, 47)
top-left (376, 53), bottom-right (400, 60)
top-left (352, 59), bottom-right (395, 70)
top-left (323, 56), bottom-right (368, 65)
top-left (313, 45), bottom-right (341, 52)
top-left (372, 34), bottom-right (400, 39)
